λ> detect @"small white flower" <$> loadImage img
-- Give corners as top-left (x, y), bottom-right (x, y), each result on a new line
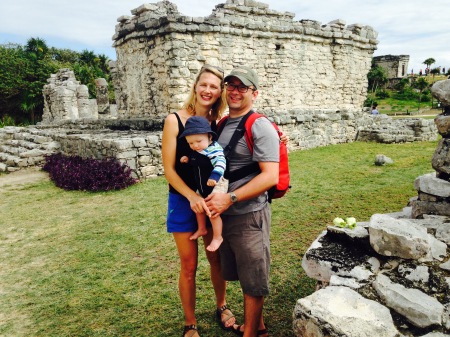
top-left (346, 217), bottom-right (356, 228)
top-left (333, 217), bottom-right (346, 227)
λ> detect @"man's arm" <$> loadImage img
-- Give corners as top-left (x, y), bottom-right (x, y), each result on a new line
top-left (205, 161), bottom-right (278, 217)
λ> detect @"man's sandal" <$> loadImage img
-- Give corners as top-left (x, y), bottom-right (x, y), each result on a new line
top-left (215, 304), bottom-right (235, 331)
top-left (183, 324), bottom-right (200, 337)
top-left (231, 324), bottom-right (268, 336)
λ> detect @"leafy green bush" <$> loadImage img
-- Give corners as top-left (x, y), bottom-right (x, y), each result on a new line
top-left (43, 153), bottom-right (137, 191)
top-left (0, 115), bottom-right (16, 127)
top-left (375, 90), bottom-right (390, 99)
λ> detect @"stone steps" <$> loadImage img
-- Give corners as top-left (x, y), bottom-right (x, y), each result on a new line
top-left (0, 127), bottom-right (60, 172)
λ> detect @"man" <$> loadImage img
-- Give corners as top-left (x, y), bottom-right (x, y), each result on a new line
top-left (206, 66), bottom-right (279, 337)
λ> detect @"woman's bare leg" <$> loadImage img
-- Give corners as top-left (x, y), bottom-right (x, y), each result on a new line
top-left (173, 232), bottom-right (199, 326)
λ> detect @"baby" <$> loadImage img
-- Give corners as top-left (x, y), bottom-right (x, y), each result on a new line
top-left (179, 116), bottom-right (228, 252)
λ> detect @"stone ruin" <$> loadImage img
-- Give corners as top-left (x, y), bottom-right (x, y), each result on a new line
top-left (295, 80), bottom-right (450, 337)
top-left (42, 68), bottom-right (117, 122)
top-left (0, 0), bottom-right (438, 177)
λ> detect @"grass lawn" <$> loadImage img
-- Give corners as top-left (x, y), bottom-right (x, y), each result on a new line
top-left (0, 140), bottom-right (437, 336)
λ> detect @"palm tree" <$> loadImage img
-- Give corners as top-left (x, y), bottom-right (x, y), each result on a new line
top-left (25, 37), bottom-right (48, 60)
top-left (413, 77), bottom-right (428, 111)
top-left (423, 58), bottom-right (435, 75)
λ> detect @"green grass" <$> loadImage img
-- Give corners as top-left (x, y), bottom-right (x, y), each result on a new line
top-left (0, 140), bottom-right (438, 336)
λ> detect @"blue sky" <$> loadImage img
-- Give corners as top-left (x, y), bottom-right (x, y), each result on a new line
top-left (1, 0), bottom-right (449, 73)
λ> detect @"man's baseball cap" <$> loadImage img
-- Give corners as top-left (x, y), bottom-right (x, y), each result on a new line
top-left (224, 66), bottom-right (258, 89)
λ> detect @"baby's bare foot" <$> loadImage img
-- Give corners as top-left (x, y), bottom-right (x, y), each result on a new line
top-left (190, 229), bottom-right (207, 241)
top-left (206, 237), bottom-right (223, 252)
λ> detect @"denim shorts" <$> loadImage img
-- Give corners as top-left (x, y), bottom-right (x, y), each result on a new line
top-left (219, 206), bottom-right (271, 297)
top-left (166, 192), bottom-right (197, 233)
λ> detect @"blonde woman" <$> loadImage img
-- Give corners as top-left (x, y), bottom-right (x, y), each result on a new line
top-left (162, 65), bottom-right (235, 337)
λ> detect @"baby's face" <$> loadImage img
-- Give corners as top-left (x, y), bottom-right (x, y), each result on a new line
top-left (185, 133), bottom-right (211, 152)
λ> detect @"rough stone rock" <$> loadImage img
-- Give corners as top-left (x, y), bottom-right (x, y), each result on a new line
top-left (302, 230), bottom-right (376, 283)
top-left (434, 115), bottom-right (450, 138)
top-left (431, 80), bottom-right (450, 106)
top-left (436, 223), bottom-right (450, 245)
top-left (375, 154), bottom-right (394, 166)
top-left (369, 214), bottom-right (430, 259)
top-left (373, 274), bottom-right (445, 328)
top-left (293, 286), bottom-right (399, 337)
top-left (432, 139), bottom-right (450, 178)
top-left (414, 173), bottom-right (450, 198)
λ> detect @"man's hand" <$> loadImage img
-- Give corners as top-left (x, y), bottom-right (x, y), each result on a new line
top-left (205, 192), bottom-right (232, 218)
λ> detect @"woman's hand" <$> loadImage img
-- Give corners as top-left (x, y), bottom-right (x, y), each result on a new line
top-left (279, 130), bottom-right (289, 145)
top-left (189, 193), bottom-right (211, 217)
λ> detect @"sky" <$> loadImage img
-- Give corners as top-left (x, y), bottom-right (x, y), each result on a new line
top-left (1, 0), bottom-right (449, 74)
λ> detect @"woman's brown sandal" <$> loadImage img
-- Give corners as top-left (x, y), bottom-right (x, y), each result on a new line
top-left (183, 324), bottom-right (199, 337)
top-left (216, 304), bottom-right (235, 331)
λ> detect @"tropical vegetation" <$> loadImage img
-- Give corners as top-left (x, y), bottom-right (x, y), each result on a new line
top-left (0, 37), bottom-right (113, 125)
top-left (366, 57), bottom-right (448, 116)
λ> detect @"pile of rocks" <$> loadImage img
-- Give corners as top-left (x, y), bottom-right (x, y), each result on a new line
top-left (296, 212), bottom-right (449, 337)
top-left (411, 80), bottom-right (450, 218)
top-left (293, 80), bottom-right (450, 337)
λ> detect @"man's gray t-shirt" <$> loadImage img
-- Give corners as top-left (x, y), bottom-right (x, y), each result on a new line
top-left (218, 114), bottom-right (279, 215)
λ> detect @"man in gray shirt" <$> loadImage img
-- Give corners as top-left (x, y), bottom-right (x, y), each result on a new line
top-left (206, 66), bottom-right (279, 337)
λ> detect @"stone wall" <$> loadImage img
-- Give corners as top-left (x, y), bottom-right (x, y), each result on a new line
top-left (112, 0), bottom-right (378, 119)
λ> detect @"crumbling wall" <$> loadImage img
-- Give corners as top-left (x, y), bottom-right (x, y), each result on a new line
top-left (112, 0), bottom-right (378, 119)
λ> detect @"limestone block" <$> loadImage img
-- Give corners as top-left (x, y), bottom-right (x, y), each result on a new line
top-left (423, 233), bottom-right (448, 262)
top-left (411, 199), bottom-right (450, 218)
top-left (434, 115), bottom-right (450, 137)
top-left (435, 223), bottom-right (450, 245)
top-left (373, 274), bottom-right (444, 328)
top-left (293, 286), bottom-right (399, 337)
top-left (432, 139), bottom-right (450, 176)
top-left (369, 214), bottom-right (430, 259)
top-left (431, 79), bottom-right (450, 106)
top-left (415, 173), bottom-right (450, 198)
top-left (112, 139), bottom-right (133, 150)
top-left (375, 154), bottom-right (394, 166)
top-left (131, 137), bottom-right (147, 147)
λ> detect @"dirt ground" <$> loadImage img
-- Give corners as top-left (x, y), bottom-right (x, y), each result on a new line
top-left (0, 167), bottom-right (49, 191)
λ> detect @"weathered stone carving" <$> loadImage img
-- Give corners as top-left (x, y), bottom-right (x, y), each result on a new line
top-left (42, 69), bottom-right (114, 123)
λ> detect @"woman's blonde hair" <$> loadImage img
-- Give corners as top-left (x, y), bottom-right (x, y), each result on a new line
top-left (182, 65), bottom-right (227, 121)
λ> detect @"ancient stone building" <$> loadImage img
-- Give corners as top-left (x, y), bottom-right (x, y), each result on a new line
top-left (112, 0), bottom-right (379, 119)
top-left (373, 54), bottom-right (410, 79)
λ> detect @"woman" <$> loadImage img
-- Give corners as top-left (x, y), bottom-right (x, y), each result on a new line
top-left (162, 65), bottom-right (235, 337)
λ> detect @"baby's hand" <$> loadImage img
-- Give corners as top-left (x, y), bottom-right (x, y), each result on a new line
top-left (207, 179), bottom-right (217, 187)
top-left (180, 156), bottom-right (189, 163)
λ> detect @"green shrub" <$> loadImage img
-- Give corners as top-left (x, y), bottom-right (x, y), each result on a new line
top-left (375, 90), bottom-right (390, 99)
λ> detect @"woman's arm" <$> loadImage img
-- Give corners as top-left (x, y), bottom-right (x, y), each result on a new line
top-left (162, 113), bottom-right (211, 215)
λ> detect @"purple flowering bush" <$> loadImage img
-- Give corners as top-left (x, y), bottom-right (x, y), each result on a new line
top-left (43, 153), bottom-right (137, 191)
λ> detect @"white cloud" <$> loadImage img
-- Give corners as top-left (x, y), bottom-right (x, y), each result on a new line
top-left (0, 0), bottom-right (449, 72)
